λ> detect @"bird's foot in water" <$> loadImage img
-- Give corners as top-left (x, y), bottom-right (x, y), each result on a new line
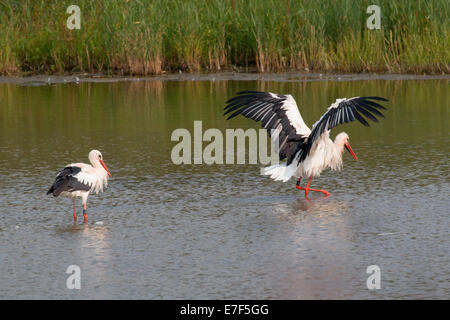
top-left (295, 185), bottom-right (331, 198)
top-left (308, 188), bottom-right (331, 197)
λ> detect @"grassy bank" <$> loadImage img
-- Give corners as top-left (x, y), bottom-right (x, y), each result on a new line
top-left (0, 0), bottom-right (448, 75)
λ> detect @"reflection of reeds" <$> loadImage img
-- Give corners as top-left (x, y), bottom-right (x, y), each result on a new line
top-left (0, 0), bottom-right (448, 75)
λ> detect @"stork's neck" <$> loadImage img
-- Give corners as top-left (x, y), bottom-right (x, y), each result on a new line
top-left (89, 157), bottom-right (99, 168)
top-left (333, 138), bottom-right (347, 154)
top-left (92, 160), bottom-right (102, 169)
top-left (327, 136), bottom-right (346, 170)
top-left (89, 157), bottom-right (104, 172)
top-left (333, 132), bottom-right (349, 153)
top-left (90, 159), bottom-right (109, 181)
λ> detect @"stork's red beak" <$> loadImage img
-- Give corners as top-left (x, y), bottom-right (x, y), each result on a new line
top-left (100, 160), bottom-right (112, 177)
top-left (345, 142), bottom-right (358, 161)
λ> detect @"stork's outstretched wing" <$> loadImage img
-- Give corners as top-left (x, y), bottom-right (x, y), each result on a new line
top-left (224, 91), bottom-right (311, 163)
top-left (295, 96), bottom-right (388, 164)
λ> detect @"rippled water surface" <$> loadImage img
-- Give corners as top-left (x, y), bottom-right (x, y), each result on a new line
top-left (0, 78), bottom-right (448, 299)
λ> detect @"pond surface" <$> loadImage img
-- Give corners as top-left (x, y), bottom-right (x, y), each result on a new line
top-left (0, 77), bottom-right (448, 299)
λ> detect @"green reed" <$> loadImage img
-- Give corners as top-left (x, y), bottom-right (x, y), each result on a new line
top-left (0, 0), bottom-right (448, 75)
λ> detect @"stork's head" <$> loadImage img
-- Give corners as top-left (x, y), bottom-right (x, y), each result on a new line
top-left (89, 149), bottom-right (112, 177)
top-left (335, 132), bottom-right (358, 161)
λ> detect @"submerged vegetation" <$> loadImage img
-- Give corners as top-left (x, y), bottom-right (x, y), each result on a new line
top-left (0, 0), bottom-right (448, 75)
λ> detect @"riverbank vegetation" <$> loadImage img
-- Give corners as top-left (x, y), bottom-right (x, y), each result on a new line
top-left (0, 0), bottom-right (448, 75)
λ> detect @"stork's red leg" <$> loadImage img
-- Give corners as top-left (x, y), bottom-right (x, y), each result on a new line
top-left (304, 176), bottom-right (312, 198)
top-left (83, 202), bottom-right (87, 223)
top-left (295, 176), bottom-right (330, 198)
top-left (72, 199), bottom-right (77, 222)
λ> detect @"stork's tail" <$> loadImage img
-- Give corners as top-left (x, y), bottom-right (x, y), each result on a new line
top-left (262, 163), bottom-right (296, 182)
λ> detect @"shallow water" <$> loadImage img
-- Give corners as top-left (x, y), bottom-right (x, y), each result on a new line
top-left (0, 78), bottom-right (448, 299)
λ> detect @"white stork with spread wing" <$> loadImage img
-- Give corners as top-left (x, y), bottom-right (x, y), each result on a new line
top-left (224, 91), bottom-right (388, 198)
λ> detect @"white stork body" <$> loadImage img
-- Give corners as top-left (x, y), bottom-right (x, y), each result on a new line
top-left (225, 91), bottom-right (387, 198)
top-left (264, 130), bottom-right (347, 182)
top-left (47, 150), bottom-right (111, 222)
top-left (59, 162), bottom-right (108, 200)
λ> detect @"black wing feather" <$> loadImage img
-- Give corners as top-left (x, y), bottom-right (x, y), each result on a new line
top-left (295, 96), bottom-right (388, 164)
top-left (224, 91), bottom-right (307, 164)
top-left (47, 166), bottom-right (91, 197)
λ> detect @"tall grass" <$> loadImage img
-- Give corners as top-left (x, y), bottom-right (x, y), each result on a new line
top-left (0, 0), bottom-right (448, 75)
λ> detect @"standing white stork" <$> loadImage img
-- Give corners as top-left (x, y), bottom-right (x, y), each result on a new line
top-left (47, 150), bottom-right (112, 222)
top-left (224, 91), bottom-right (388, 198)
